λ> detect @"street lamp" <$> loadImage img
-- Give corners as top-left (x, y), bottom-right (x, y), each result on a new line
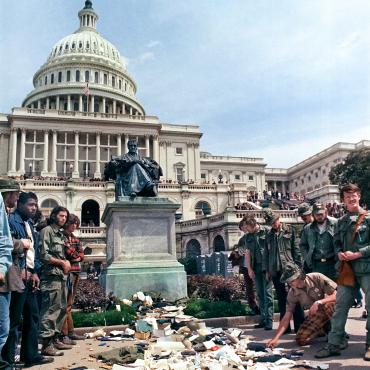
top-left (28, 163), bottom-right (33, 176)
top-left (218, 170), bottom-right (223, 184)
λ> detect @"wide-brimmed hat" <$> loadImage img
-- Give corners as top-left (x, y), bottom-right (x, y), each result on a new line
top-left (280, 263), bottom-right (305, 284)
top-left (262, 208), bottom-right (279, 226)
top-left (297, 202), bottom-right (312, 216)
top-left (0, 178), bottom-right (20, 193)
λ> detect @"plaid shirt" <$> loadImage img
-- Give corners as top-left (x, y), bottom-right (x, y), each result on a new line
top-left (64, 233), bottom-right (84, 272)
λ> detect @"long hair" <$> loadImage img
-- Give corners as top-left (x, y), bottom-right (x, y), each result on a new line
top-left (48, 206), bottom-right (70, 226)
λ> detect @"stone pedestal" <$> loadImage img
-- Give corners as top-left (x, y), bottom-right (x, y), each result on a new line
top-left (100, 197), bottom-right (187, 301)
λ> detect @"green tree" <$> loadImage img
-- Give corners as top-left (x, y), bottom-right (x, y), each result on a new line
top-left (329, 148), bottom-right (370, 207)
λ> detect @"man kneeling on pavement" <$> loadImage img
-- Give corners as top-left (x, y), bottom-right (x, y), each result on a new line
top-left (266, 263), bottom-right (337, 348)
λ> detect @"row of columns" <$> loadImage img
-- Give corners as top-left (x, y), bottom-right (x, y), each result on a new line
top-left (8, 129), bottom-right (159, 177)
top-left (31, 95), bottom-right (140, 115)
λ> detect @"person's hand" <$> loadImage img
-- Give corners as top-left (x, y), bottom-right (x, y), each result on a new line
top-left (21, 270), bottom-right (33, 280)
top-left (309, 301), bottom-right (320, 316)
top-left (62, 260), bottom-right (71, 274)
top-left (266, 338), bottom-right (278, 349)
top-left (248, 268), bottom-right (255, 280)
top-left (0, 272), bottom-right (5, 285)
top-left (21, 239), bottom-right (31, 250)
top-left (343, 251), bottom-right (362, 261)
top-left (31, 273), bottom-right (40, 289)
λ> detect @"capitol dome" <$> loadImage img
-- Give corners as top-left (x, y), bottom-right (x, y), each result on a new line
top-left (22, 0), bottom-right (145, 116)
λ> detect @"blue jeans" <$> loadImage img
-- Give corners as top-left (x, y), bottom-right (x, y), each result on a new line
top-left (0, 292), bottom-right (10, 359)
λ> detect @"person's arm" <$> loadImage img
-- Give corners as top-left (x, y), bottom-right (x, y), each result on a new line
top-left (266, 311), bottom-right (293, 348)
top-left (0, 199), bottom-right (12, 283)
top-left (309, 290), bottom-right (336, 316)
top-left (245, 249), bottom-right (255, 279)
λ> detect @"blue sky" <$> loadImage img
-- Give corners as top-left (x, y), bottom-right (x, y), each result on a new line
top-left (1, 0), bottom-right (369, 167)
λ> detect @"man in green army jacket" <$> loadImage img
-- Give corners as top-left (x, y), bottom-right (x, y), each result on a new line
top-left (316, 184), bottom-right (370, 360)
top-left (39, 206), bottom-right (72, 356)
top-left (244, 215), bottom-right (274, 330)
top-left (300, 203), bottom-right (337, 281)
top-left (264, 208), bottom-right (304, 332)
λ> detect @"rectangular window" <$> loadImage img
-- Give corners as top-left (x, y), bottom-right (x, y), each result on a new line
top-left (76, 70), bottom-right (80, 82)
top-left (201, 173), bottom-right (206, 179)
top-left (248, 175), bottom-right (254, 181)
top-left (235, 174), bottom-right (241, 180)
top-left (44, 76), bottom-right (48, 85)
top-left (119, 79), bottom-right (122, 89)
top-left (94, 71), bottom-right (99, 83)
top-left (85, 70), bottom-right (89, 82)
top-left (50, 74), bottom-right (54, 84)
top-left (58, 71), bottom-right (62, 83)
top-left (104, 74), bottom-right (108, 85)
top-left (176, 147), bottom-right (183, 155)
top-left (112, 76), bottom-right (115, 87)
top-left (176, 167), bottom-right (184, 182)
top-left (66, 70), bottom-right (71, 82)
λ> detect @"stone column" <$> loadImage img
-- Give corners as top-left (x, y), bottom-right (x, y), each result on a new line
top-left (282, 181), bottom-right (286, 195)
top-left (41, 130), bottom-right (49, 176)
top-left (56, 96), bottom-right (60, 110)
top-left (94, 132), bottom-right (101, 178)
top-left (102, 98), bottom-right (106, 113)
top-left (122, 102), bottom-right (126, 115)
top-left (50, 130), bottom-right (57, 176)
top-left (89, 95), bottom-right (94, 113)
top-left (117, 134), bottom-right (122, 156)
top-left (113, 100), bottom-right (117, 114)
top-left (153, 135), bottom-right (159, 162)
top-left (165, 141), bottom-right (170, 180)
top-left (145, 135), bottom-right (150, 157)
top-left (79, 95), bottom-right (83, 112)
top-left (67, 95), bottom-right (71, 111)
top-left (129, 106), bottom-right (133, 115)
top-left (46, 97), bottom-right (50, 110)
top-left (8, 129), bottom-right (17, 175)
top-left (72, 131), bottom-right (80, 178)
top-left (37, 100), bottom-right (41, 109)
top-left (273, 181), bottom-right (277, 191)
top-left (124, 135), bottom-right (129, 151)
top-left (18, 129), bottom-right (26, 174)
top-left (193, 143), bottom-right (201, 182)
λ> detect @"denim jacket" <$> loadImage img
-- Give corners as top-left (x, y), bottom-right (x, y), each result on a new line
top-left (8, 210), bottom-right (41, 273)
top-left (0, 197), bottom-right (12, 276)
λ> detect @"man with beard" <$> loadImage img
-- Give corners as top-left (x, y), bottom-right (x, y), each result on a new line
top-left (300, 203), bottom-right (337, 281)
top-left (2, 192), bottom-right (53, 367)
top-left (39, 206), bottom-right (72, 357)
top-left (316, 184), bottom-right (370, 360)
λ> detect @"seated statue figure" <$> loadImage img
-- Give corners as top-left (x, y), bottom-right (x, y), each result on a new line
top-left (104, 139), bottom-right (163, 199)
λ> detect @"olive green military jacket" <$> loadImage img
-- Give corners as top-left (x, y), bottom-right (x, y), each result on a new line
top-left (39, 224), bottom-right (67, 280)
top-left (265, 223), bottom-right (303, 276)
top-left (245, 225), bottom-right (270, 272)
top-left (334, 210), bottom-right (370, 275)
top-left (300, 216), bottom-right (337, 269)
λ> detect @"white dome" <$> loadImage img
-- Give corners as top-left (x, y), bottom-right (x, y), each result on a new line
top-left (47, 30), bottom-right (127, 72)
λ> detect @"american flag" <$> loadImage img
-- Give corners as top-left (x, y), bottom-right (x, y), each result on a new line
top-left (83, 83), bottom-right (89, 96)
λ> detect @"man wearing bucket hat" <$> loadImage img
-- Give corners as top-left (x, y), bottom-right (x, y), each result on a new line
top-left (300, 203), bottom-right (337, 281)
top-left (297, 202), bottom-right (314, 225)
top-left (266, 263), bottom-right (337, 348)
top-left (0, 181), bottom-right (13, 369)
top-left (263, 208), bottom-right (304, 333)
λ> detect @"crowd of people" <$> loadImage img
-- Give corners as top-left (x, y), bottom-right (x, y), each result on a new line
top-left (0, 178), bottom-right (86, 368)
top-left (230, 183), bottom-right (370, 361)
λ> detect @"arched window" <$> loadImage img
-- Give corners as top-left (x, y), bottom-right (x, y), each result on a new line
top-left (213, 235), bottom-right (225, 252)
top-left (186, 239), bottom-right (201, 257)
top-left (58, 71), bottom-right (62, 83)
top-left (195, 201), bottom-right (211, 217)
top-left (112, 76), bottom-right (115, 87)
top-left (85, 70), bottom-right (89, 82)
top-left (94, 71), bottom-right (99, 83)
top-left (66, 70), bottom-right (71, 82)
top-left (50, 74), bottom-right (54, 84)
top-left (76, 70), bottom-right (80, 82)
top-left (44, 76), bottom-right (48, 85)
top-left (81, 200), bottom-right (100, 227)
top-left (40, 199), bottom-right (59, 217)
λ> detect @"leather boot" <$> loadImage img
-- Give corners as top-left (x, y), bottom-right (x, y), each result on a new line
top-left (53, 337), bottom-right (73, 350)
top-left (41, 338), bottom-right (64, 357)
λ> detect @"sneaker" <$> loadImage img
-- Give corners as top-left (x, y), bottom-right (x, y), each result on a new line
top-left (364, 346), bottom-right (370, 361)
top-left (62, 336), bottom-right (76, 345)
top-left (41, 343), bottom-right (64, 357)
top-left (69, 333), bottom-right (86, 340)
top-left (53, 339), bottom-right (72, 350)
top-left (315, 344), bottom-right (341, 358)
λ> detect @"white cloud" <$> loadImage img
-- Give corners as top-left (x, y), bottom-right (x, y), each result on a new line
top-left (129, 52), bottom-right (155, 66)
top-left (146, 40), bottom-right (161, 48)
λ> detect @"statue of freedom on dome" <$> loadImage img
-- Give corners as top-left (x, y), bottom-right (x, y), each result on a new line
top-left (104, 139), bottom-right (162, 200)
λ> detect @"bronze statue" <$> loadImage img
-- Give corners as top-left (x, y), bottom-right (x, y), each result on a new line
top-left (104, 139), bottom-right (162, 199)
